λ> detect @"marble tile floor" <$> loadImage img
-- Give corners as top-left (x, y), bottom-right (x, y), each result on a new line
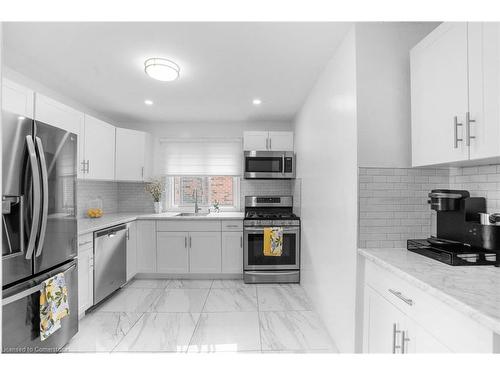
top-left (63, 279), bottom-right (338, 353)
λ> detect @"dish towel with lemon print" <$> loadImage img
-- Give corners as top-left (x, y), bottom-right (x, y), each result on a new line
top-left (263, 227), bottom-right (283, 256)
top-left (40, 272), bottom-right (70, 341)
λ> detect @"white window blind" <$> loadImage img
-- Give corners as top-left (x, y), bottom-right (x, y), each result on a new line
top-left (158, 138), bottom-right (242, 176)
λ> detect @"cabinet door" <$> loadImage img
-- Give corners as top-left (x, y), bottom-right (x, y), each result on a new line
top-left (189, 232), bottom-right (222, 273)
top-left (115, 128), bottom-right (146, 181)
top-left (35, 93), bottom-right (85, 178)
top-left (243, 131), bottom-right (269, 151)
top-left (157, 231), bottom-right (189, 273)
top-left (468, 22), bottom-right (500, 160)
top-left (126, 221), bottom-right (137, 281)
top-left (364, 285), bottom-right (407, 353)
top-left (83, 114), bottom-right (116, 180)
top-left (77, 246), bottom-right (93, 317)
top-left (1, 78), bottom-right (34, 118)
top-left (412, 325), bottom-right (452, 353)
top-left (268, 131), bottom-right (294, 151)
top-left (221, 231), bottom-right (243, 273)
top-left (410, 22), bottom-right (469, 166)
top-left (136, 220), bottom-right (156, 273)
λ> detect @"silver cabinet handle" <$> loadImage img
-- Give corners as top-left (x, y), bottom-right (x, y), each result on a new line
top-left (240, 235), bottom-right (243, 248)
top-left (454, 116), bottom-right (463, 149)
top-left (392, 323), bottom-right (402, 354)
top-left (126, 228), bottom-right (130, 240)
top-left (35, 137), bottom-right (49, 258)
top-left (269, 138), bottom-right (272, 150)
top-left (265, 138), bottom-right (269, 150)
top-left (184, 236), bottom-right (187, 249)
top-left (466, 111), bottom-right (476, 146)
top-left (226, 224), bottom-right (239, 228)
top-left (87, 160), bottom-right (90, 173)
top-left (25, 136), bottom-right (42, 260)
top-left (141, 166), bottom-right (144, 179)
top-left (189, 236), bottom-right (192, 248)
top-left (401, 331), bottom-right (410, 354)
top-left (388, 289), bottom-right (413, 306)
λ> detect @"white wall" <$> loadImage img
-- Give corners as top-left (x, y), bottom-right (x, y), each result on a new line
top-left (356, 22), bottom-right (440, 168)
top-left (293, 27), bottom-right (358, 353)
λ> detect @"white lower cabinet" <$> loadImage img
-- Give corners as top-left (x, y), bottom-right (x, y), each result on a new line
top-left (363, 259), bottom-right (493, 353)
top-left (189, 232), bottom-right (222, 273)
top-left (136, 220), bottom-right (157, 273)
top-left (77, 236), bottom-right (94, 318)
top-left (157, 231), bottom-right (189, 273)
top-left (126, 221), bottom-right (137, 281)
top-left (221, 231), bottom-right (243, 273)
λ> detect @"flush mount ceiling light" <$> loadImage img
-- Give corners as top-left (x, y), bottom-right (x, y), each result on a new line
top-left (144, 58), bottom-right (180, 82)
top-left (144, 99), bottom-right (154, 106)
top-left (252, 98), bottom-right (262, 105)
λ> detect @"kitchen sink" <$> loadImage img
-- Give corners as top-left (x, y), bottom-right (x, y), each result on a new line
top-left (176, 212), bottom-right (209, 217)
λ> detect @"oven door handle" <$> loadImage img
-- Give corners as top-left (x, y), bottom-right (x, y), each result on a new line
top-left (244, 228), bottom-right (299, 234)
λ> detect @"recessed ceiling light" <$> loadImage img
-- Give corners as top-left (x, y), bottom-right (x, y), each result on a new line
top-left (144, 58), bottom-right (180, 82)
top-left (252, 98), bottom-right (262, 105)
top-left (144, 99), bottom-right (154, 106)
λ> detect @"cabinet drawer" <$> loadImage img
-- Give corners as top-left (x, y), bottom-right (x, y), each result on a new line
top-left (221, 220), bottom-right (243, 231)
top-left (78, 233), bottom-right (93, 249)
top-left (365, 260), bottom-right (493, 352)
top-left (156, 220), bottom-right (221, 232)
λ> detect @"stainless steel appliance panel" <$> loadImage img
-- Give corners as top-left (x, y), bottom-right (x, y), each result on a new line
top-left (244, 226), bottom-right (300, 270)
top-left (94, 224), bottom-right (127, 305)
top-left (2, 111), bottom-right (35, 285)
top-left (2, 260), bottom-right (78, 353)
top-left (33, 121), bottom-right (77, 274)
top-left (244, 270), bottom-right (300, 283)
top-left (244, 151), bottom-right (295, 179)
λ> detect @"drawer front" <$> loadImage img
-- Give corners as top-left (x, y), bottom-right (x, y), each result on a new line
top-left (365, 260), bottom-right (493, 353)
top-left (221, 220), bottom-right (243, 231)
top-left (156, 220), bottom-right (221, 232)
top-left (78, 233), bottom-right (93, 249)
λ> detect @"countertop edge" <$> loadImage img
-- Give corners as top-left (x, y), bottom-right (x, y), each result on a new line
top-left (358, 248), bottom-right (500, 335)
top-left (78, 213), bottom-right (245, 235)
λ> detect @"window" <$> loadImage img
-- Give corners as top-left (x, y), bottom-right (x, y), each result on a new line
top-left (170, 176), bottom-right (239, 209)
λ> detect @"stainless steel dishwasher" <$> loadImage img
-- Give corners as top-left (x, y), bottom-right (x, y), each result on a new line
top-left (94, 224), bottom-right (127, 305)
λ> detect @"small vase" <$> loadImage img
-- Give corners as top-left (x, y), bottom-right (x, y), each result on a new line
top-left (154, 201), bottom-right (162, 214)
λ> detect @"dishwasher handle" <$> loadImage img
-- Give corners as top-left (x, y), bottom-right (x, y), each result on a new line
top-left (94, 224), bottom-right (127, 238)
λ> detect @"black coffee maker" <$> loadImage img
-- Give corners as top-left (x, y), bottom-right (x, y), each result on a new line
top-left (408, 189), bottom-right (499, 266)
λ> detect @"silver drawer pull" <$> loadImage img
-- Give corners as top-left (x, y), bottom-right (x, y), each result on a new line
top-left (388, 289), bottom-right (413, 306)
top-left (226, 225), bottom-right (239, 228)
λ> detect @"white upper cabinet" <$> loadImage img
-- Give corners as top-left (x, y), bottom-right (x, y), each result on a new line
top-left (468, 22), bottom-right (500, 160)
top-left (243, 131), bottom-right (269, 150)
top-left (243, 131), bottom-right (294, 151)
top-left (83, 114), bottom-right (116, 180)
top-left (115, 127), bottom-right (148, 181)
top-left (411, 23), bottom-right (469, 166)
top-left (1, 79), bottom-right (34, 118)
top-left (268, 131), bottom-right (294, 151)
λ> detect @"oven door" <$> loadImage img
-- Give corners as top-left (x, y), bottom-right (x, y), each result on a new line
top-left (244, 151), bottom-right (295, 179)
top-left (244, 226), bottom-right (300, 270)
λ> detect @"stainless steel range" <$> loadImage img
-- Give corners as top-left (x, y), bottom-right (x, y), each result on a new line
top-left (243, 196), bottom-right (300, 283)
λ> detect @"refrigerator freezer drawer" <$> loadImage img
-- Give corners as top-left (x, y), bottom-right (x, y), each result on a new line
top-left (2, 260), bottom-right (78, 353)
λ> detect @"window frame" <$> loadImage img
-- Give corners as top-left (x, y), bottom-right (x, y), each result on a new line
top-left (167, 176), bottom-right (240, 212)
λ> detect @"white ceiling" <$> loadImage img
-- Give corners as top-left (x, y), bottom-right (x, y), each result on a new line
top-left (3, 22), bottom-right (352, 124)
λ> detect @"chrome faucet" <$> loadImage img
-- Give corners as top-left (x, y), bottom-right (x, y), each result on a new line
top-left (193, 189), bottom-right (200, 214)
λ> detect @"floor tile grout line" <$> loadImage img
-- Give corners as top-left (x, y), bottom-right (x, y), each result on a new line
top-left (186, 285), bottom-right (211, 352)
top-left (256, 286), bottom-right (263, 352)
top-left (109, 310), bottom-right (147, 353)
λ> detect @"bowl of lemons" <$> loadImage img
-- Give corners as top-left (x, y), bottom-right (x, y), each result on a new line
top-left (87, 208), bottom-right (103, 218)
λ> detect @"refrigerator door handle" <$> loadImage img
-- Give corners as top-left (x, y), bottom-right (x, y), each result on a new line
top-left (25, 136), bottom-right (42, 260)
top-left (2, 264), bottom-right (76, 306)
top-left (34, 137), bottom-right (49, 258)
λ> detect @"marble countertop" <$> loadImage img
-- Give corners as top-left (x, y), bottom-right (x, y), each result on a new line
top-left (358, 248), bottom-right (500, 335)
top-left (78, 211), bottom-right (245, 235)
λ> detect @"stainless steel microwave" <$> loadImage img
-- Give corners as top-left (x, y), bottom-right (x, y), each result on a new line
top-left (244, 151), bottom-right (296, 179)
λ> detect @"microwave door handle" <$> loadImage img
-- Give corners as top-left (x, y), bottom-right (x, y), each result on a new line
top-left (34, 137), bottom-right (49, 258)
top-left (25, 136), bottom-right (42, 260)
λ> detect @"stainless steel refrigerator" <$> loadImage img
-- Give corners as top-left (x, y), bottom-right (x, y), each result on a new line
top-left (2, 109), bottom-right (78, 353)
